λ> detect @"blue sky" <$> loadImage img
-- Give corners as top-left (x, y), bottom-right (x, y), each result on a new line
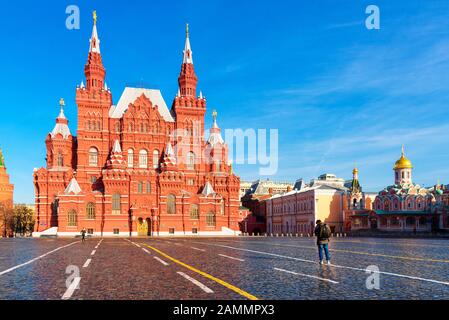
top-left (1, 0), bottom-right (449, 203)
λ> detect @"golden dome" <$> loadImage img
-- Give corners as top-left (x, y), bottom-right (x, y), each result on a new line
top-left (394, 147), bottom-right (413, 170)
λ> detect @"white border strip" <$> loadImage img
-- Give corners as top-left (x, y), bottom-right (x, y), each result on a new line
top-left (218, 254), bottom-right (245, 262)
top-left (177, 272), bottom-right (214, 293)
top-left (83, 259), bottom-right (92, 268)
top-left (275, 267), bottom-right (339, 284)
top-left (194, 242), bottom-right (449, 286)
top-left (0, 241), bottom-right (78, 276)
top-left (154, 256), bottom-right (169, 266)
top-left (61, 277), bottom-right (81, 300)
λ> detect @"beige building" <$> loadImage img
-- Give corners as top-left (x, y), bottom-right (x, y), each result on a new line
top-left (265, 174), bottom-right (348, 234)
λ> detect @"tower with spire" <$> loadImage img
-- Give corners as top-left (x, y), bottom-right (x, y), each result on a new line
top-left (76, 10), bottom-right (113, 177)
top-left (45, 98), bottom-right (75, 170)
top-left (393, 145), bottom-right (413, 185)
top-left (178, 23), bottom-right (197, 98)
top-left (348, 166), bottom-right (363, 210)
top-left (0, 147), bottom-right (13, 218)
top-left (206, 110), bottom-right (229, 172)
top-left (172, 24), bottom-right (207, 172)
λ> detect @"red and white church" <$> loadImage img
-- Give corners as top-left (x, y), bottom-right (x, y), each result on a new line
top-left (33, 14), bottom-right (242, 237)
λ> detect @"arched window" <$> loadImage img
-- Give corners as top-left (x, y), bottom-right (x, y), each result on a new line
top-left (86, 203), bottom-right (95, 220)
top-left (167, 194), bottom-right (176, 215)
top-left (190, 204), bottom-right (199, 219)
top-left (153, 150), bottom-right (160, 169)
top-left (187, 152), bottom-right (195, 170)
top-left (146, 181), bottom-right (151, 194)
top-left (112, 193), bottom-right (121, 215)
top-left (127, 149), bottom-right (134, 168)
top-left (139, 150), bottom-right (148, 168)
top-left (89, 147), bottom-right (98, 166)
top-left (115, 122), bottom-right (120, 133)
top-left (57, 152), bottom-right (63, 167)
top-left (206, 211), bottom-right (216, 227)
top-left (67, 210), bottom-right (77, 227)
top-left (138, 181), bottom-right (143, 194)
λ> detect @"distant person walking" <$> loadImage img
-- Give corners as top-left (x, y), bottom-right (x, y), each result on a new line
top-left (81, 228), bottom-right (87, 242)
top-left (314, 220), bottom-right (331, 265)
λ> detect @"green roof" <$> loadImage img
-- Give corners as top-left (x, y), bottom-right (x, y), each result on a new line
top-left (351, 213), bottom-right (369, 217)
top-left (375, 210), bottom-right (429, 216)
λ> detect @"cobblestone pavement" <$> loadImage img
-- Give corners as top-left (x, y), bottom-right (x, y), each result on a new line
top-left (0, 236), bottom-right (449, 300)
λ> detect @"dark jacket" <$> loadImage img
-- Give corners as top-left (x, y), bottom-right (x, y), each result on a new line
top-left (314, 223), bottom-right (330, 245)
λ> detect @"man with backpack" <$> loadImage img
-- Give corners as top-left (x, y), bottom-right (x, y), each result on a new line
top-left (314, 220), bottom-right (331, 265)
top-left (81, 228), bottom-right (87, 243)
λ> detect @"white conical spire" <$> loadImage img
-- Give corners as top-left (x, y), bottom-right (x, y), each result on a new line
top-left (183, 23), bottom-right (193, 64)
top-left (104, 82), bottom-right (108, 91)
top-left (89, 11), bottom-right (101, 54)
top-left (58, 98), bottom-right (66, 120)
top-left (80, 80), bottom-right (85, 89)
top-left (207, 110), bottom-right (224, 146)
top-left (65, 177), bottom-right (82, 195)
top-left (51, 99), bottom-right (71, 139)
top-left (199, 91), bottom-right (203, 99)
top-left (112, 140), bottom-right (122, 153)
top-left (202, 182), bottom-right (216, 196)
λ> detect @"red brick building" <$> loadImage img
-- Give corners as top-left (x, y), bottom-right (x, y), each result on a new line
top-left (33, 16), bottom-right (241, 237)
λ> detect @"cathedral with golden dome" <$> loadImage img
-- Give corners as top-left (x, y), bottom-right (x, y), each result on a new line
top-left (352, 147), bottom-right (440, 232)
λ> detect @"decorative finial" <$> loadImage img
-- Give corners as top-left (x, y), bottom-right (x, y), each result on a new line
top-left (186, 23), bottom-right (189, 37)
top-left (93, 10), bottom-right (97, 25)
top-left (59, 98), bottom-right (65, 110)
top-left (401, 145), bottom-right (405, 156)
top-left (212, 110), bottom-right (218, 122)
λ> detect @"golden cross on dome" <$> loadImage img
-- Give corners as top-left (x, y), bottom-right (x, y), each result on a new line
top-left (93, 10), bottom-right (97, 25)
top-left (401, 144), bottom-right (405, 155)
top-left (212, 110), bottom-right (218, 122)
top-left (59, 98), bottom-right (65, 107)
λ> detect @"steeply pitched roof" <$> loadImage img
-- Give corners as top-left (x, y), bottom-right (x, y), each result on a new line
top-left (112, 140), bottom-right (122, 153)
top-left (109, 87), bottom-right (175, 122)
top-left (64, 178), bottom-right (82, 195)
top-left (201, 182), bottom-right (215, 196)
top-left (50, 122), bottom-right (71, 139)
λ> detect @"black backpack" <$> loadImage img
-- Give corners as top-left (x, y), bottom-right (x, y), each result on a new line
top-left (320, 224), bottom-right (331, 239)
